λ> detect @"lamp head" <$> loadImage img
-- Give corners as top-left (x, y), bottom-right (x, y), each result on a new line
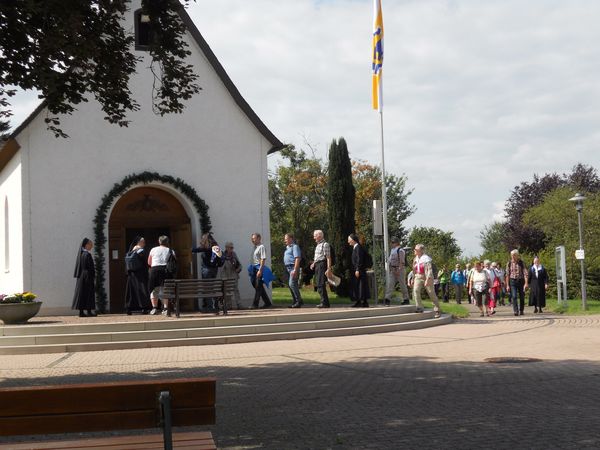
top-left (569, 193), bottom-right (586, 212)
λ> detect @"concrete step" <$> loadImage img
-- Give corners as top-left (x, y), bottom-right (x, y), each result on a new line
top-left (0, 314), bottom-right (452, 355)
top-left (0, 310), bottom-right (434, 346)
top-left (0, 305), bottom-right (416, 336)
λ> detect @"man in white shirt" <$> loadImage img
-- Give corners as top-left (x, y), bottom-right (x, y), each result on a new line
top-left (384, 237), bottom-right (410, 306)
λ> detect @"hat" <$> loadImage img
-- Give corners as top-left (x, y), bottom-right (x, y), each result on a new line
top-left (327, 274), bottom-right (341, 287)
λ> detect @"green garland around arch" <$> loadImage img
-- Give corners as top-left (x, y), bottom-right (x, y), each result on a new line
top-left (92, 171), bottom-right (212, 313)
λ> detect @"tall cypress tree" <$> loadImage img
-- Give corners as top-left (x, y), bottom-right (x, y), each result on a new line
top-left (327, 137), bottom-right (356, 297)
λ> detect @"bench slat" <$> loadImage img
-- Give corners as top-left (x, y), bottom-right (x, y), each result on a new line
top-left (0, 431), bottom-right (216, 449)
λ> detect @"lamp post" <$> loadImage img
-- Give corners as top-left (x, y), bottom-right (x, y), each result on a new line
top-left (569, 193), bottom-right (587, 310)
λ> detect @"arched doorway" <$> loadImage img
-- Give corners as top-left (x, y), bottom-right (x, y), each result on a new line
top-left (108, 186), bottom-right (193, 313)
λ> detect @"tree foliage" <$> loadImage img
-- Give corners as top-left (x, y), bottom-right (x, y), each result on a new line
top-left (480, 221), bottom-right (509, 263)
top-left (523, 187), bottom-right (600, 299)
top-left (502, 164), bottom-right (600, 253)
top-left (327, 138), bottom-right (355, 297)
top-left (353, 161), bottom-right (415, 248)
top-left (268, 145), bottom-right (327, 278)
top-left (0, 0), bottom-right (200, 137)
top-left (407, 226), bottom-right (461, 269)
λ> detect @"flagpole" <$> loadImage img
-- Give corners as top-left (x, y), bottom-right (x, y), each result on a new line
top-left (379, 109), bottom-right (389, 272)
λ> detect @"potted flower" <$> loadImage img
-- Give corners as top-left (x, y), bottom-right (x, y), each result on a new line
top-left (0, 292), bottom-right (43, 324)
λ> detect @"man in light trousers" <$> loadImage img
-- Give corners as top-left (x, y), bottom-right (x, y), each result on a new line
top-left (412, 244), bottom-right (441, 318)
top-left (384, 237), bottom-right (410, 306)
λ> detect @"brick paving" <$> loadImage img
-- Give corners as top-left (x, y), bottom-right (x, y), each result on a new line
top-left (1, 304), bottom-right (599, 449)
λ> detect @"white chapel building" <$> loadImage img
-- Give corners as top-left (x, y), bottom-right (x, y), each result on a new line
top-left (0, 4), bottom-right (283, 315)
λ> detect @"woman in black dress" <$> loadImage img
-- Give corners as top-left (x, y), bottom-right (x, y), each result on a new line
top-left (528, 256), bottom-right (549, 313)
top-left (124, 236), bottom-right (151, 315)
top-left (72, 238), bottom-right (97, 317)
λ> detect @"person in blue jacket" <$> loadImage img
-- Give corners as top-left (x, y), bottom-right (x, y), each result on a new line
top-left (451, 263), bottom-right (466, 304)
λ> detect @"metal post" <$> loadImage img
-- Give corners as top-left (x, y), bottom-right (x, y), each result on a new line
top-left (379, 111), bottom-right (390, 272)
top-left (576, 207), bottom-right (587, 310)
top-left (159, 391), bottom-right (173, 450)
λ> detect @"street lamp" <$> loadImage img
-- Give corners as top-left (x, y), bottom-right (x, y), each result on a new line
top-left (569, 193), bottom-right (587, 310)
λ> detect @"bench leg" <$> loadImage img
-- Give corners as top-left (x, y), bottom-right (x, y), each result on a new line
top-left (159, 391), bottom-right (173, 450)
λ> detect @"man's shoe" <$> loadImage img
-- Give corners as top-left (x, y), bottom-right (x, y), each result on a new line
top-left (87, 311), bottom-right (97, 317)
top-left (149, 308), bottom-right (158, 315)
top-left (415, 308), bottom-right (424, 313)
top-left (78, 311), bottom-right (87, 318)
top-left (351, 301), bottom-right (361, 308)
top-left (519, 311), bottom-right (524, 315)
top-left (384, 298), bottom-right (391, 306)
top-left (317, 304), bottom-right (330, 309)
top-left (539, 308), bottom-right (543, 313)
top-left (514, 312), bottom-right (519, 316)
top-left (250, 305), bottom-right (259, 309)
top-left (434, 312), bottom-right (441, 318)
top-left (161, 309), bottom-right (169, 316)
top-left (288, 304), bottom-right (296, 309)
top-left (534, 307), bottom-right (538, 313)
top-left (291, 303), bottom-right (302, 308)
top-left (260, 304), bottom-right (273, 309)
top-left (401, 299), bottom-right (410, 305)
top-left (361, 302), bottom-right (369, 308)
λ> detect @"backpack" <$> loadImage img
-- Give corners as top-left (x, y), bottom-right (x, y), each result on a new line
top-left (402, 247), bottom-right (411, 267)
top-left (364, 250), bottom-right (373, 269)
top-left (431, 261), bottom-right (438, 280)
top-left (166, 250), bottom-right (178, 275)
top-left (125, 250), bottom-right (143, 272)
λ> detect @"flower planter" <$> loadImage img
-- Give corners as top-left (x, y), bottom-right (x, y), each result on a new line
top-left (0, 302), bottom-right (43, 324)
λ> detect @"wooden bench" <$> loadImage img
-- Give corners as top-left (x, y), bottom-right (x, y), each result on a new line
top-left (0, 378), bottom-right (216, 450)
top-left (163, 278), bottom-right (237, 317)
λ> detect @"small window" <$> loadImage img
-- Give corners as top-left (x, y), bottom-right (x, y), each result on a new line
top-left (4, 196), bottom-right (9, 272)
top-left (135, 9), bottom-right (153, 49)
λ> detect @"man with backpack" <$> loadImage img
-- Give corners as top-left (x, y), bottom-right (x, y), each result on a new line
top-left (384, 237), bottom-right (410, 306)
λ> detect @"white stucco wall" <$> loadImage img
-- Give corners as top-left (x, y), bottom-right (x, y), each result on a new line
top-left (0, 152), bottom-right (24, 294)
top-left (13, 5), bottom-right (274, 314)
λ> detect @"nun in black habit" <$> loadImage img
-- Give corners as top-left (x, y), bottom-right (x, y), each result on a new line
top-left (124, 236), bottom-right (152, 315)
top-left (72, 238), bottom-right (97, 317)
top-left (528, 256), bottom-right (549, 313)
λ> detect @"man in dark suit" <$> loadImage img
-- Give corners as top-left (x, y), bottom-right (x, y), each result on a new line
top-left (348, 233), bottom-right (370, 307)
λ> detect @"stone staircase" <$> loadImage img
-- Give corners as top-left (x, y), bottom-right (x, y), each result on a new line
top-left (0, 305), bottom-right (451, 355)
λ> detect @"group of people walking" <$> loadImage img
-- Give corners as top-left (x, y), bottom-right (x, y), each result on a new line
top-left (397, 249), bottom-right (548, 317)
top-left (72, 231), bottom-right (548, 319)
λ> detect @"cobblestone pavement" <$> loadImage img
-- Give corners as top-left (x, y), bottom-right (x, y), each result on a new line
top-left (1, 305), bottom-right (599, 449)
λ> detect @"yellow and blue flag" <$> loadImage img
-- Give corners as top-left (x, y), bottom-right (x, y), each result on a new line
top-left (372, 0), bottom-right (384, 111)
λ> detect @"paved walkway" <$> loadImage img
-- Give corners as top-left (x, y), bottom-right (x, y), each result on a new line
top-left (1, 305), bottom-right (599, 449)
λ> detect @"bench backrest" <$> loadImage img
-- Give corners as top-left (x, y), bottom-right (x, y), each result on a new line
top-left (163, 278), bottom-right (236, 299)
top-left (0, 378), bottom-right (216, 437)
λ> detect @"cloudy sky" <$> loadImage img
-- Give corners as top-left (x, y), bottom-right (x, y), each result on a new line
top-left (9, 0), bottom-right (600, 255)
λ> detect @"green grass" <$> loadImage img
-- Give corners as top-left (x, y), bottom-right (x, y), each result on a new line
top-left (271, 286), bottom-right (470, 318)
top-left (545, 297), bottom-right (600, 315)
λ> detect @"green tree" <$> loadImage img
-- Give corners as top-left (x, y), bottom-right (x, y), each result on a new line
top-left (268, 145), bottom-right (327, 279)
top-left (480, 221), bottom-right (509, 263)
top-left (352, 161), bottom-right (415, 247)
top-left (407, 227), bottom-right (461, 269)
top-left (327, 138), bottom-right (355, 297)
top-left (0, 0), bottom-right (199, 137)
top-left (523, 187), bottom-right (600, 299)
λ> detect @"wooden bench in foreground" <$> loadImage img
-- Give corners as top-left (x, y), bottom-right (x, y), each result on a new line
top-left (0, 378), bottom-right (217, 450)
top-left (163, 278), bottom-right (237, 317)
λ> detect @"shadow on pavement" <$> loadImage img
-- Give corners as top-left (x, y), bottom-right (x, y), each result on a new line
top-left (1, 354), bottom-right (599, 449)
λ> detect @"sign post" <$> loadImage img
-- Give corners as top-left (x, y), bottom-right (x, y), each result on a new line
top-left (555, 246), bottom-right (567, 304)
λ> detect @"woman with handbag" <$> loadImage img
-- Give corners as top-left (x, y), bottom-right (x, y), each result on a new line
top-left (468, 261), bottom-right (492, 317)
top-left (124, 236), bottom-right (151, 315)
top-left (192, 232), bottom-right (224, 312)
